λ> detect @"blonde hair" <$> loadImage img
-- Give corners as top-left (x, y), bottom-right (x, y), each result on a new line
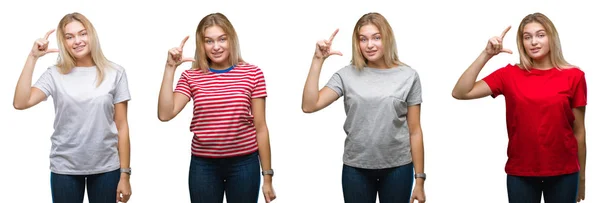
top-left (55, 12), bottom-right (112, 86)
top-left (516, 12), bottom-right (574, 70)
top-left (351, 12), bottom-right (406, 70)
top-left (192, 13), bottom-right (244, 72)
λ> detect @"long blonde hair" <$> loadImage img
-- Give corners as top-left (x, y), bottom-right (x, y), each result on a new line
top-left (192, 13), bottom-right (244, 72)
top-left (516, 12), bottom-right (573, 70)
top-left (55, 12), bottom-right (112, 86)
top-left (351, 12), bottom-right (406, 70)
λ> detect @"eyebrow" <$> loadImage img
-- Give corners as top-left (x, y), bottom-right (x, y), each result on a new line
top-left (523, 29), bottom-right (546, 35)
top-left (359, 33), bottom-right (381, 37)
top-left (65, 29), bottom-right (87, 35)
top-left (204, 34), bottom-right (227, 39)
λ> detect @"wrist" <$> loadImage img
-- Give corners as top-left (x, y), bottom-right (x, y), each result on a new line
top-left (480, 50), bottom-right (493, 60)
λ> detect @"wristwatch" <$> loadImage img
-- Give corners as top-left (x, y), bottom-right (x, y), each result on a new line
top-left (261, 169), bottom-right (274, 176)
top-left (414, 173), bottom-right (426, 180)
top-left (120, 168), bottom-right (132, 175)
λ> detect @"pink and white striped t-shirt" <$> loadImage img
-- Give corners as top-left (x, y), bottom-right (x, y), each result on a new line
top-left (174, 63), bottom-right (267, 158)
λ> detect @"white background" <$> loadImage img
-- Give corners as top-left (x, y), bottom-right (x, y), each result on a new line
top-left (0, 0), bottom-right (597, 202)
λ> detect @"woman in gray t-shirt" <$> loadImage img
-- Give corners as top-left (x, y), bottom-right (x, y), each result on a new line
top-left (12, 12), bottom-right (132, 203)
top-left (302, 12), bottom-right (426, 203)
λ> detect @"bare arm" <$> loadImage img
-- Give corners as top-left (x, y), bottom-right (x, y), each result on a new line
top-left (573, 106), bottom-right (586, 201)
top-left (157, 66), bottom-right (190, 121)
top-left (157, 36), bottom-right (194, 121)
top-left (13, 30), bottom-right (59, 110)
top-left (301, 58), bottom-right (340, 113)
top-left (252, 98), bottom-right (276, 202)
top-left (114, 102), bottom-right (132, 202)
top-left (302, 29), bottom-right (343, 113)
top-left (451, 26), bottom-right (513, 100)
top-left (408, 105), bottom-right (425, 188)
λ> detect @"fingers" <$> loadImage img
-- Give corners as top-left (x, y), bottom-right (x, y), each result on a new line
top-left (179, 36), bottom-right (190, 49)
top-left (44, 29), bottom-right (55, 40)
top-left (410, 196), bottom-right (415, 203)
top-left (500, 26), bottom-right (512, 39)
top-left (328, 28), bottom-right (339, 42)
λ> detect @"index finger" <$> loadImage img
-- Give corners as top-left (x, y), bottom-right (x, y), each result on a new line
top-left (329, 28), bottom-right (339, 42)
top-left (179, 36), bottom-right (190, 49)
top-left (44, 29), bottom-right (56, 40)
top-left (500, 26), bottom-right (511, 39)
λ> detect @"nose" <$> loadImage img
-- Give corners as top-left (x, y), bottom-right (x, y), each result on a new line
top-left (74, 36), bottom-right (82, 44)
top-left (367, 39), bottom-right (375, 49)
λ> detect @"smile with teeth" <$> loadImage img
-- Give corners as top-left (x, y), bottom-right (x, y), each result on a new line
top-left (212, 52), bottom-right (224, 57)
top-left (74, 45), bottom-right (85, 52)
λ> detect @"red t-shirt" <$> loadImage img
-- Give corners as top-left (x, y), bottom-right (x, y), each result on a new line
top-left (174, 64), bottom-right (267, 158)
top-left (482, 64), bottom-right (587, 176)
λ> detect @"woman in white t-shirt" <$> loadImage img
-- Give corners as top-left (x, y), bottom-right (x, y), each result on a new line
top-left (13, 12), bottom-right (132, 203)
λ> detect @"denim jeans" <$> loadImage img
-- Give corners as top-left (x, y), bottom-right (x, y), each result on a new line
top-left (507, 171), bottom-right (579, 203)
top-left (50, 169), bottom-right (120, 203)
top-left (342, 162), bottom-right (414, 203)
top-left (189, 151), bottom-right (260, 203)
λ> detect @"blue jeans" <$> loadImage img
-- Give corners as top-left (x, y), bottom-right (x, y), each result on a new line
top-left (189, 151), bottom-right (260, 203)
top-left (507, 171), bottom-right (579, 203)
top-left (342, 162), bottom-right (414, 203)
top-left (50, 169), bottom-right (120, 203)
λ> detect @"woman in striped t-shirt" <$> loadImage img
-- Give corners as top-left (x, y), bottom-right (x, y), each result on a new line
top-left (157, 13), bottom-right (276, 203)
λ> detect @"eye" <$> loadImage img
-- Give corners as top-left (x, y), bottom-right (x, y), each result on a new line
top-left (219, 38), bottom-right (226, 42)
top-left (360, 38), bottom-right (367, 42)
top-left (66, 36), bottom-right (72, 40)
top-left (375, 36), bottom-right (381, 40)
top-left (206, 39), bottom-right (213, 44)
top-left (81, 32), bottom-right (87, 36)
top-left (524, 36), bottom-right (531, 40)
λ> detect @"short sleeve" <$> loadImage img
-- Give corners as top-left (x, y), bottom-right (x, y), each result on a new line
top-left (325, 73), bottom-right (344, 97)
top-left (174, 71), bottom-right (192, 99)
top-left (251, 67), bottom-right (267, 99)
top-left (33, 67), bottom-right (55, 100)
top-left (482, 65), bottom-right (509, 98)
top-left (571, 72), bottom-right (587, 108)
top-left (406, 71), bottom-right (422, 106)
top-left (113, 70), bottom-right (131, 104)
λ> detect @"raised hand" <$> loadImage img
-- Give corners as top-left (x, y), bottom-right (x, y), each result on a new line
top-left (30, 29), bottom-right (59, 58)
top-left (314, 29), bottom-right (343, 60)
top-left (485, 26), bottom-right (513, 56)
top-left (166, 36), bottom-right (195, 68)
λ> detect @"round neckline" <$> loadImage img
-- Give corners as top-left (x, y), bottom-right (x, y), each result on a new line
top-left (363, 65), bottom-right (403, 73)
top-left (209, 65), bottom-right (235, 73)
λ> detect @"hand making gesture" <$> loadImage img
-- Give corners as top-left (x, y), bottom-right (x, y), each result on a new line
top-left (485, 26), bottom-right (513, 56)
top-left (314, 29), bottom-right (343, 60)
top-left (30, 29), bottom-right (59, 58)
top-left (166, 36), bottom-right (195, 68)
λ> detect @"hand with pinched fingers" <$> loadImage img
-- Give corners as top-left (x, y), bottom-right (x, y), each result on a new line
top-left (485, 26), bottom-right (513, 56)
top-left (30, 29), bottom-right (59, 58)
top-left (314, 29), bottom-right (343, 60)
top-left (166, 36), bottom-right (195, 68)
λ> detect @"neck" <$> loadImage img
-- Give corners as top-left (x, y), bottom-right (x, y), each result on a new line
top-left (532, 55), bottom-right (552, 70)
top-left (367, 59), bottom-right (389, 69)
top-left (76, 55), bottom-right (95, 67)
top-left (210, 62), bottom-right (233, 70)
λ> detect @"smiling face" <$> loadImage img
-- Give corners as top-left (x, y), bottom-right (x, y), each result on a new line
top-left (522, 22), bottom-right (550, 61)
top-left (358, 24), bottom-right (385, 67)
top-left (63, 21), bottom-right (91, 60)
top-left (203, 25), bottom-right (230, 69)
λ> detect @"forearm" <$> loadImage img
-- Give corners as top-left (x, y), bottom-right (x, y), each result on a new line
top-left (14, 55), bottom-right (38, 108)
top-left (158, 66), bottom-right (176, 121)
top-left (576, 132), bottom-right (586, 180)
top-left (410, 131), bottom-right (425, 186)
top-left (452, 51), bottom-right (492, 97)
top-left (256, 129), bottom-right (272, 183)
top-left (301, 58), bottom-right (325, 112)
top-left (117, 124), bottom-right (131, 179)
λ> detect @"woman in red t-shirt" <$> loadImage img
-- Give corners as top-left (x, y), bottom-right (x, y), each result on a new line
top-left (452, 12), bottom-right (587, 203)
top-left (157, 13), bottom-right (276, 203)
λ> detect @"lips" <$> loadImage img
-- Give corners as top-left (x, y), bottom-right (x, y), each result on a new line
top-left (73, 45), bottom-right (85, 52)
top-left (530, 47), bottom-right (541, 53)
top-left (212, 52), bottom-right (224, 58)
top-left (366, 50), bottom-right (377, 56)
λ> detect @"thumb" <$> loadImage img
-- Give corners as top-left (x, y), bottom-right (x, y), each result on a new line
top-left (47, 48), bottom-right (59, 53)
top-left (501, 48), bottom-right (513, 54)
top-left (182, 57), bottom-right (196, 62)
top-left (330, 50), bottom-right (343, 56)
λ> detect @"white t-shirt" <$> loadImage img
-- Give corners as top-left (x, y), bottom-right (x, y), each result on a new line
top-left (34, 64), bottom-right (131, 175)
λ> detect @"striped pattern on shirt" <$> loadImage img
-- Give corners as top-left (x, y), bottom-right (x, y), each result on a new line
top-left (174, 64), bottom-right (267, 158)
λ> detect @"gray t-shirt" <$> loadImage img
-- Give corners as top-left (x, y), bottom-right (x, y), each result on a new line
top-left (34, 64), bottom-right (131, 175)
top-left (325, 65), bottom-right (422, 169)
